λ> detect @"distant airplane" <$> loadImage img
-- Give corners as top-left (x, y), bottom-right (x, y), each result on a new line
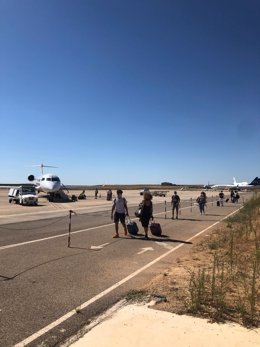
top-left (211, 177), bottom-right (255, 190)
top-left (28, 164), bottom-right (63, 194)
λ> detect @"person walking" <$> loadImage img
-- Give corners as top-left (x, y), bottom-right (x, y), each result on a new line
top-left (111, 189), bottom-right (129, 238)
top-left (219, 190), bottom-right (225, 206)
top-left (139, 192), bottom-right (153, 239)
top-left (231, 190), bottom-right (235, 203)
top-left (171, 191), bottom-right (180, 219)
top-left (235, 191), bottom-right (240, 203)
top-left (197, 192), bottom-right (206, 214)
top-left (95, 188), bottom-right (98, 199)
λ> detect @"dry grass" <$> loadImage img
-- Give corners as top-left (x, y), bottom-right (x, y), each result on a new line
top-left (144, 192), bottom-right (260, 327)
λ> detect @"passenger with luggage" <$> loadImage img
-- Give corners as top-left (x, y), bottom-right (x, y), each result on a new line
top-left (139, 192), bottom-right (153, 239)
top-left (111, 189), bottom-right (129, 238)
top-left (197, 192), bottom-right (206, 214)
top-left (171, 191), bottom-right (180, 219)
top-left (219, 191), bottom-right (224, 206)
top-left (107, 189), bottom-right (113, 201)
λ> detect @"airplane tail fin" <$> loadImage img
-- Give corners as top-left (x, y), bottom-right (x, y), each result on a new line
top-left (249, 177), bottom-right (260, 186)
top-left (233, 177), bottom-right (237, 185)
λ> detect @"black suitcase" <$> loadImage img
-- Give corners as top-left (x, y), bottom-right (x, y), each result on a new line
top-left (127, 220), bottom-right (139, 235)
top-left (225, 198), bottom-right (229, 203)
top-left (150, 222), bottom-right (162, 236)
top-left (217, 201), bottom-right (220, 206)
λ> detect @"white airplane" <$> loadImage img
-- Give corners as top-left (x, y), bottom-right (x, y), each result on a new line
top-left (211, 177), bottom-right (254, 190)
top-left (28, 164), bottom-right (62, 194)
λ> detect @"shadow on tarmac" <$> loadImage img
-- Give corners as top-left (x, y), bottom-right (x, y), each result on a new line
top-left (128, 234), bottom-right (192, 244)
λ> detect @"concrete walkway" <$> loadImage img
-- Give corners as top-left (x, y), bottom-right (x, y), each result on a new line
top-left (67, 301), bottom-right (260, 347)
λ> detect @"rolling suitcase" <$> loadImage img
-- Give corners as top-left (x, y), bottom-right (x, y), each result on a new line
top-left (217, 200), bottom-right (220, 206)
top-left (150, 222), bottom-right (162, 236)
top-left (126, 219), bottom-right (139, 236)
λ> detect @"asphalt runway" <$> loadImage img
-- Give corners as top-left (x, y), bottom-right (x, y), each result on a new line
top-left (0, 189), bottom-right (252, 347)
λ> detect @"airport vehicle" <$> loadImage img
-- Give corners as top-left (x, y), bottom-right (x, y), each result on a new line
top-left (211, 177), bottom-right (254, 190)
top-left (28, 164), bottom-right (62, 194)
top-left (139, 188), bottom-right (168, 197)
top-left (8, 185), bottom-right (38, 205)
top-left (151, 190), bottom-right (168, 197)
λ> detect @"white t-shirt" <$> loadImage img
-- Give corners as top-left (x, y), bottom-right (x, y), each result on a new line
top-left (114, 197), bottom-right (127, 213)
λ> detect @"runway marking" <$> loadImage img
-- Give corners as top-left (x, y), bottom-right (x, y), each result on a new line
top-left (137, 247), bottom-right (154, 255)
top-left (90, 243), bottom-right (110, 250)
top-left (14, 207), bottom-right (241, 347)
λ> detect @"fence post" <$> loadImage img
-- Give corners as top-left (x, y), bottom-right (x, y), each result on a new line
top-left (68, 210), bottom-right (75, 247)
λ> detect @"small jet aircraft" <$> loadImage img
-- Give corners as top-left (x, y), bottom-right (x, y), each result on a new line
top-left (28, 164), bottom-right (62, 194)
top-left (211, 177), bottom-right (254, 190)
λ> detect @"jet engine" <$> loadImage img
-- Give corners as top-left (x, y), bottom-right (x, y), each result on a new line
top-left (28, 175), bottom-right (35, 181)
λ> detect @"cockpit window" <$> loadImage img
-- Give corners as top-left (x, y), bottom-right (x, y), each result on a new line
top-left (41, 178), bottom-right (45, 181)
top-left (47, 178), bottom-right (51, 181)
top-left (52, 177), bottom-right (60, 182)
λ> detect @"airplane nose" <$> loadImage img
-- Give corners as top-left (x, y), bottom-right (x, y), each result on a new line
top-left (52, 182), bottom-right (61, 191)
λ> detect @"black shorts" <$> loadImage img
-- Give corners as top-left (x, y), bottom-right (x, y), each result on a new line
top-left (140, 217), bottom-right (150, 228)
top-left (114, 212), bottom-right (126, 224)
top-left (172, 203), bottom-right (179, 210)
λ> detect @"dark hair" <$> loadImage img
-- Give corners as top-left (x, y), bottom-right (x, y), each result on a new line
top-left (117, 189), bottom-right (123, 194)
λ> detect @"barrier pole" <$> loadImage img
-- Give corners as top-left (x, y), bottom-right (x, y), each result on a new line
top-left (68, 210), bottom-right (75, 247)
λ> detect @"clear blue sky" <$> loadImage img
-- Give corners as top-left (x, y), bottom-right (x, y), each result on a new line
top-left (0, 0), bottom-right (259, 185)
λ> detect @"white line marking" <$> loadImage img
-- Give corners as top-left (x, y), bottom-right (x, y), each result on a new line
top-left (137, 247), bottom-right (154, 255)
top-left (155, 242), bottom-right (173, 250)
top-left (14, 207), bottom-right (241, 347)
top-left (0, 223), bottom-right (114, 251)
top-left (90, 243), bottom-right (110, 250)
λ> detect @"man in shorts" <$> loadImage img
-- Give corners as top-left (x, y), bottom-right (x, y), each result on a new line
top-left (111, 189), bottom-right (129, 238)
top-left (171, 191), bottom-right (180, 219)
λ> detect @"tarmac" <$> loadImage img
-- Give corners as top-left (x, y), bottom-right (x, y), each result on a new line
top-left (1, 188), bottom-right (259, 346)
top-left (66, 300), bottom-right (260, 347)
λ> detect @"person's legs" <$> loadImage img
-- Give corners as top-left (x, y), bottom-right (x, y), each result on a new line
top-left (176, 205), bottom-right (179, 219)
top-left (144, 226), bottom-right (149, 238)
top-left (119, 214), bottom-right (127, 236)
top-left (113, 212), bottom-right (120, 237)
top-left (113, 222), bottom-right (119, 237)
top-left (172, 207), bottom-right (175, 219)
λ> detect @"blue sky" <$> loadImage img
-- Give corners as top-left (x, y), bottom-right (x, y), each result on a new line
top-left (0, 0), bottom-right (259, 185)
